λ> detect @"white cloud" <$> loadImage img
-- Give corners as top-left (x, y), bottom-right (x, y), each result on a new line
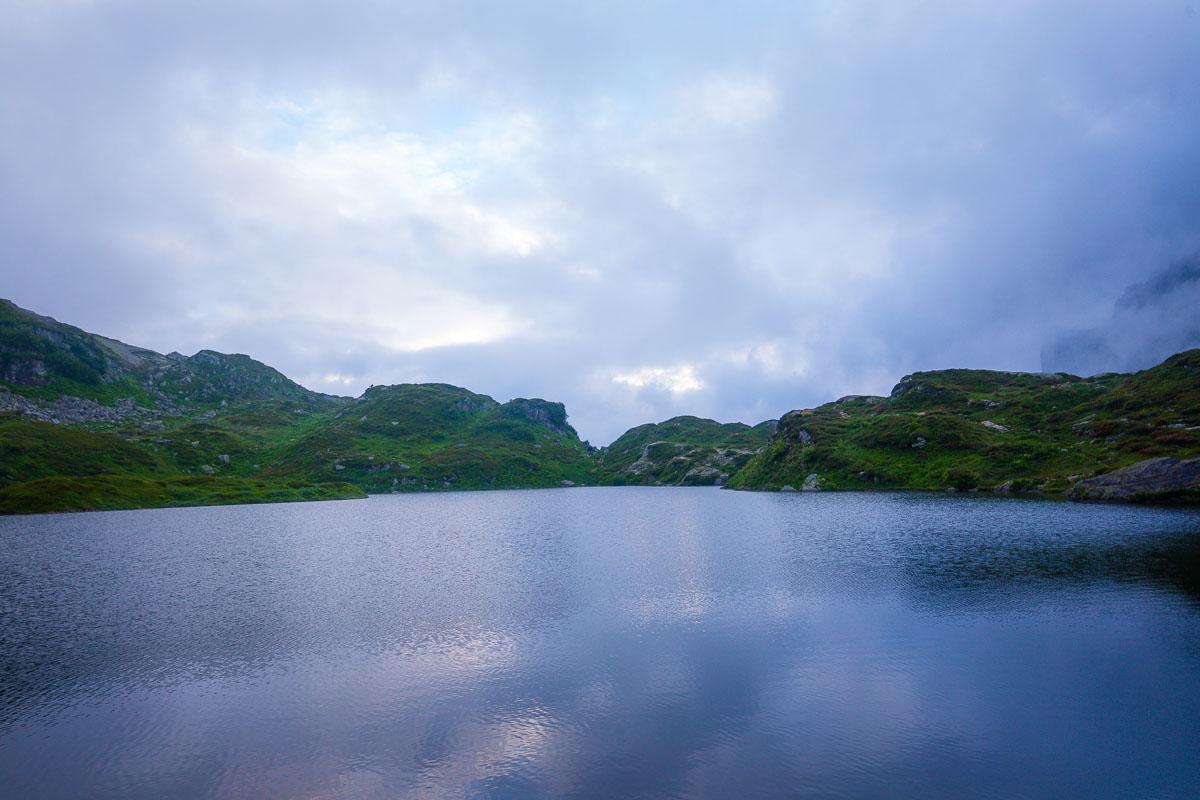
top-left (613, 364), bottom-right (704, 394)
top-left (689, 74), bottom-right (778, 129)
top-left (110, 92), bottom-right (547, 356)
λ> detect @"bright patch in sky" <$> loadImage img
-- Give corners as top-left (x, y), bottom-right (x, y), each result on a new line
top-left (613, 365), bottom-right (704, 394)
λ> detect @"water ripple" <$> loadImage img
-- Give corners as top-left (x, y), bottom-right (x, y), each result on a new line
top-left (1, 489), bottom-right (1198, 798)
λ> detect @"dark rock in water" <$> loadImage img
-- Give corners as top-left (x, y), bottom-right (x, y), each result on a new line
top-left (1070, 457), bottom-right (1200, 503)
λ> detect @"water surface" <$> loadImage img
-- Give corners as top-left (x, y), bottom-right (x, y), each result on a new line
top-left (1, 488), bottom-right (1198, 799)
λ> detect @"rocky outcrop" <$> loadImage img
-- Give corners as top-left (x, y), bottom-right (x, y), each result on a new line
top-left (627, 442), bottom-right (671, 475)
top-left (1070, 457), bottom-right (1200, 503)
top-left (502, 398), bottom-right (573, 434)
top-left (622, 441), bottom-right (757, 485)
top-left (684, 465), bottom-right (729, 485)
top-left (0, 389), bottom-right (161, 425)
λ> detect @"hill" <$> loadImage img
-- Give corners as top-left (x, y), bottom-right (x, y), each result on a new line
top-left (727, 350), bottom-right (1200, 501)
top-left (0, 298), bottom-right (335, 409)
top-left (3, 297), bottom-right (1197, 511)
top-left (267, 384), bottom-right (597, 491)
top-left (0, 299), bottom-right (593, 512)
top-left (597, 416), bottom-right (775, 485)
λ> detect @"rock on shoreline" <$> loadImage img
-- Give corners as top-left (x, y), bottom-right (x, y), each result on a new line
top-left (1070, 457), bottom-right (1200, 503)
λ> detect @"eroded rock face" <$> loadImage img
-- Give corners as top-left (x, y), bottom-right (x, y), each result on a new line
top-left (1070, 457), bottom-right (1200, 503)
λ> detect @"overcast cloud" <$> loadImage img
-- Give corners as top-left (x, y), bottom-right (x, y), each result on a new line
top-left (2, 1), bottom-right (1199, 442)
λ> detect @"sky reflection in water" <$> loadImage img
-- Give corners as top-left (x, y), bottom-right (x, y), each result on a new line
top-left (1, 488), bottom-right (1198, 799)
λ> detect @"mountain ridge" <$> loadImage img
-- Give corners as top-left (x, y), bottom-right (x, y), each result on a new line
top-left (0, 298), bottom-right (603, 511)
top-left (727, 349), bottom-right (1200, 502)
top-left (1, 297), bottom-right (1198, 512)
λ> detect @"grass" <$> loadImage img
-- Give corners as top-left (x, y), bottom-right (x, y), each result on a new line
top-left (597, 416), bottom-right (775, 485)
top-left (267, 385), bottom-right (599, 491)
top-left (728, 350), bottom-right (1200, 496)
top-left (0, 417), bottom-right (170, 484)
top-left (5, 294), bottom-right (1198, 511)
top-left (0, 474), bottom-right (365, 515)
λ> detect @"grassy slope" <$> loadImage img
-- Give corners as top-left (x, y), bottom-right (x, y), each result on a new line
top-left (728, 350), bottom-right (1200, 495)
top-left (0, 418), bottom-right (170, 484)
top-left (0, 411), bottom-right (366, 514)
top-left (269, 384), bottom-right (599, 491)
top-left (0, 383), bottom-right (598, 511)
top-left (5, 296), bottom-right (1198, 511)
top-left (597, 416), bottom-right (775, 485)
top-left (0, 475), bottom-right (365, 515)
top-left (0, 299), bottom-right (597, 511)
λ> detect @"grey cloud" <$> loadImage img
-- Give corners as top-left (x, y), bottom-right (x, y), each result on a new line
top-left (1118, 256), bottom-right (1200, 311)
top-left (2, 1), bottom-right (1199, 443)
top-left (1042, 255), bottom-right (1200, 377)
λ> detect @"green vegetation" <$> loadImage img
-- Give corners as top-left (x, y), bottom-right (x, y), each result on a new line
top-left (3, 296), bottom-right (1198, 512)
top-left (267, 384), bottom-right (598, 492)
top-left (0, 299), bottom-right (597, 512)
top-left (0, 299), bottom-right (151, 404)
top-left (596, 416), bottom-right (775, 485)
top-left (728, 350), bottom-right (1200, 498)
top-left (0, 475), bottom-right (364, 515)
top-left (0, 419), bottom-right (169, 484)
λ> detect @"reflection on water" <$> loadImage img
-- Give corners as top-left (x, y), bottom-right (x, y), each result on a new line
top-left (1, 489), bottom-right (1199, 799)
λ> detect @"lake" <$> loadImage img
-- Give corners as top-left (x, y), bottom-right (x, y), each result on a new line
top-left (1, 488), bottom-right (1198, 799)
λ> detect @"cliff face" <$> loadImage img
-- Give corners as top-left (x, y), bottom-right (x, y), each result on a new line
top-left (727, 351), bottom-right (1200, 501)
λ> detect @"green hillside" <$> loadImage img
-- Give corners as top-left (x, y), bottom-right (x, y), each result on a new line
top-left (267, 384), bottom-right (597, 492)
top-left (728, 350), bottom-right (1200, 499)
top-left (3, 296), bottom-right (1197, 512)
top-left (0, 299), bottom-right (593, 513)
top-left (597, 415), bottom-right (775, 485)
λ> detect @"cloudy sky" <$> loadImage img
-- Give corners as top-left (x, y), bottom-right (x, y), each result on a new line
top-left (3, 1), bottom-right (1199, 442)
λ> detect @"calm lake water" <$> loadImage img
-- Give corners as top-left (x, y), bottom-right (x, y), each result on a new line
top-left (1, 488), bottom-right (1199, 799)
